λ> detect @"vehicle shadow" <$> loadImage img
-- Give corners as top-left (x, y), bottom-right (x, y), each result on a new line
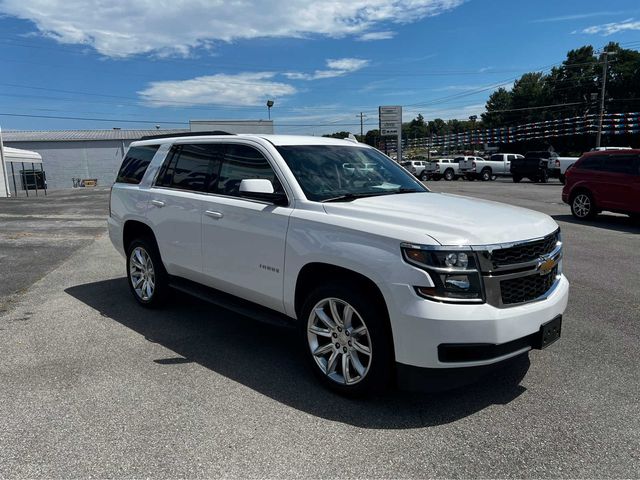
top-left (65, 278), bottom-right (529, 429)
top-left (552, 214), bottom-right (639, 234)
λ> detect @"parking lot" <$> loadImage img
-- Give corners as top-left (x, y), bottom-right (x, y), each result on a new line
top-left (0, 181), bottom-right (638, 478)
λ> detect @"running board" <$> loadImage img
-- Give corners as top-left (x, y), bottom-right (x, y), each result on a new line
top-left (168, 276), bottom-right (296, 329)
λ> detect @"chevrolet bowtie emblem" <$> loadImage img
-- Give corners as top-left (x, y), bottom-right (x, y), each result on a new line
top-left (538, 257), bottom-right (556, 275)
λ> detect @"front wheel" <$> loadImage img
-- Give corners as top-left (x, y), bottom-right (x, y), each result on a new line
top-left (126, 237), bottom-right (169, 307)
top-left (419, 171), bottom-right (428, 181)
top-left (571, 191), bottom-right (597, 219)
top-left (481, 169), bottom-right (492, 181)
top-left (300, 284), bottom-right (393, 395)
top-left (444, 169), bottom-right (455, 181)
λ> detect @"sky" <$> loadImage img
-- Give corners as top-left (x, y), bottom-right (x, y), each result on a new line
top-left (0, 0), bottom-right (639, 135)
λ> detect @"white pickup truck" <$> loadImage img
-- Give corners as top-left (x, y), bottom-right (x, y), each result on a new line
top-left (550, 157), bottom-right (579, 184)
top-left (460, 154), bottom-right (524, 181)
top-left (108, 133), bottom-right (568, 395)
top-left (431, 158), bottom-right (464, 181)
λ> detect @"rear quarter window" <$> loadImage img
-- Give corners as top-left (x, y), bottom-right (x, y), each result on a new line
top-left (116, 145), bottom-right (160, 184)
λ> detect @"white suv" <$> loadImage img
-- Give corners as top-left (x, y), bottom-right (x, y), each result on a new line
top-left (109, 133), bottom-right (569, 395)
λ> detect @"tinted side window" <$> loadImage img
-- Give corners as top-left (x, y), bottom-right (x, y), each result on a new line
top-left (601, 154), bottom-right (638, 175)
top-left (453, 157), bottom-right (464, 162)
top-left (507, 155), bottom-right (516, 162)
top-left (116, 145), bottom-right (160, 184)
top-left (219, 144), bottom-right (282, 197)
top-left (156, 143), bottom-right (223, 193)
top-left (578, 155), bottom-right (606, 171)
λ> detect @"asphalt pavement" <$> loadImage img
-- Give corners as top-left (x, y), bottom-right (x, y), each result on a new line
top-left (0, 180), bottom-right (638, 478)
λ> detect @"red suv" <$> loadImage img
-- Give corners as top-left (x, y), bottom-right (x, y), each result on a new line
top-left (562, 149), bottom-right (640, 220)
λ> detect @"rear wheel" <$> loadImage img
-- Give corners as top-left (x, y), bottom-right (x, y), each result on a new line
top-left (571, 191), bottom-right (597, 220)
top-left (512, 175), bottom-right (522, 183)
top-left (126, 237), bottom-right (169, 307)
top-left (300, 283), bottom-right (393, 396)
top-left (559, 174), bottom-right (566, 185)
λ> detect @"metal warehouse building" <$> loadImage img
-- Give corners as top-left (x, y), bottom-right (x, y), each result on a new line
top-left (2, 120), bottom-right (274, 190)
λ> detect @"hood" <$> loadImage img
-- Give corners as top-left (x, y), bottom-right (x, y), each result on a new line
top-left (322, 192), bottom-right (558, 246)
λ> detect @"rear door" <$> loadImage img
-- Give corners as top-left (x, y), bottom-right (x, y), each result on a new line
top-left (146, 143), bottom-right (222, 279)
top-left (201, 143), bottom-right (293, 312)
top-left (597, 153), bottom-right (640, 211)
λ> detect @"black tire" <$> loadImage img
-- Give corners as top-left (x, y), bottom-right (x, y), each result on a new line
top-left (559, 174), bottom-right (566, 185)
top-left (539, 170), bottom-right (549, 183)
top-left (444, 169), bottom-right (455, 181)
top-left (480, 168), bottom-right (492, 181)
top-left (126, 236), bottom-right (169, 308)
top-left (419, 171), bottom-right (428, 181)
top-left (512, 175), bottom-right (522, 183)
top-left (299, 282), bottom-right (393, 396)
top-left (570, 191), bottom-right (597, 220)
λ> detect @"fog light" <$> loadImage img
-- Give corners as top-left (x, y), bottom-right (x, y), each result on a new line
top-left (445, 275), bottom-right (471, 290)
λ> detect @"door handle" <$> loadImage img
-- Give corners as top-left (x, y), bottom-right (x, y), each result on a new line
top-left (151, 199), bottom-right (166, 208)
top-left (204, 210), bottom-right (224, 219)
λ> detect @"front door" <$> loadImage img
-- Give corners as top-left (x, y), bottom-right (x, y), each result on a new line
top-left (202, 143), bottom-right (293, 312)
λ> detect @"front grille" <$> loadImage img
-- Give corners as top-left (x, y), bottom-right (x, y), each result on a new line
top-left (490, 231), bottom-right (559, 266)
top-left (500, 266), bottom-right (558, 305)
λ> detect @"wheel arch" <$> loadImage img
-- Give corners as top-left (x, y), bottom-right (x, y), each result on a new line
top-left (294, 263), bottom-right (388, 319)
top-left (123, 219), bottom-right (158, 251)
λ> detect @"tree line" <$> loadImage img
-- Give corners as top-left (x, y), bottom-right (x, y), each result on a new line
top-left (324, 42), bottom-right (640, 148)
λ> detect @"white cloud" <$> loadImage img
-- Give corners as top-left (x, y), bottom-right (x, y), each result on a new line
top-left (357, 31), bottom-right (396, 41)
top-left (0, 0), bottom-right (465, 57)
top-left (532, 11), bottom-right (630, 23)
top-left (579, 18), bottom-right (640, 35)
top-left (284, 58), bottom-right (369, 80)
top-left (138, 72), bottom-right (297, 107)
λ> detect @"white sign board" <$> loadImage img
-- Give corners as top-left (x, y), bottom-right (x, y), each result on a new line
top-left (379, 106), bottom-right (403, 161)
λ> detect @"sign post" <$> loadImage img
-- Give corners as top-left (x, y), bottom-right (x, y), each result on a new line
top-left (379, 106), bottom-right (402, 161)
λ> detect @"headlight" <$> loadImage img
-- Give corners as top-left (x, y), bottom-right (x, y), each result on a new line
top-left (402, 246), bottom-right (484, 303)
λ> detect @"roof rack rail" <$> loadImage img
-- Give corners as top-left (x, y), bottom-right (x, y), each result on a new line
top-left (140, 130), bottom-right (236, 140)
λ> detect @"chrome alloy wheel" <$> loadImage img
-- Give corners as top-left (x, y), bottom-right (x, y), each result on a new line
top-left (129, 247), bottom-right (155, 302)
top-left (573, 194), bottom-right (591, 218)
top-left (307, 298), bottom-right (372, 385)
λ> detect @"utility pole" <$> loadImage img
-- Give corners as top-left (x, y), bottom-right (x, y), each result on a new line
top-left (356, 112), bottom-right (367, 137)
top-left (596, 49), bottom-right (615, 149)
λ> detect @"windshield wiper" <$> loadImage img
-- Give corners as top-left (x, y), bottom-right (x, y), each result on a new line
top-left (392, 187), bottom-right (424, 194)
top-left (322, 192), bottom-right (386, 203)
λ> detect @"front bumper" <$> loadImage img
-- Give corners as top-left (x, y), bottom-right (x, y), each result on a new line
top-left (385, 274), bottom-right (569, 371)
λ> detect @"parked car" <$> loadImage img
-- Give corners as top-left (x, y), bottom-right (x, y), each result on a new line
top-left (109, 133), bottom-right (568, 395)
top-left (562, 149), bottom-right (640, 220)
top-left (460, 153), bottom-right (523, 181)
top-left (431, 158), bottom-right (463, 181)
top-left (401, 160), bottom-right (436, 181)
top-left (511, 151), bottom-right (558, 183)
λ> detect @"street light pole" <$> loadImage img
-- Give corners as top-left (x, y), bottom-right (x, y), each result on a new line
top-left (266, 99), bottom-right (274, 120)
top-left (595, 50), bottom-right (614, 149)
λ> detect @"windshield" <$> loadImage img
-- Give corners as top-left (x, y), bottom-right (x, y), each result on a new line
top-left (276, 145), bottom-right (428, 202)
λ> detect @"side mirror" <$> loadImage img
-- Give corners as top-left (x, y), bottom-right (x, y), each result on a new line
top-left (239, 178), bottom-right (288, 206)
top-left (239, 178), bottom-right (274, 194)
